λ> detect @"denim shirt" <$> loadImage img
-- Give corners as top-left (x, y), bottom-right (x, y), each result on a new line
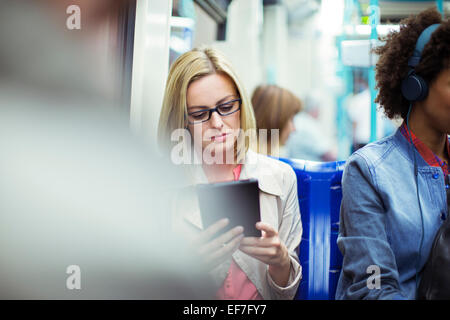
top-left (336, 129), bottom-right (449, 300)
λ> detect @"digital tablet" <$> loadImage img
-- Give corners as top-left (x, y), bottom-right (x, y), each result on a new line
top-left (196, 179), bottom-right (261, 237)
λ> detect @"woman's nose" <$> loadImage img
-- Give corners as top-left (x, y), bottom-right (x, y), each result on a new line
top-left (209, 111), bottom-right (224, 129)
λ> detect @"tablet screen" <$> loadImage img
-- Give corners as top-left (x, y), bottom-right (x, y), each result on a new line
top-left (196, 179), bottom-right (261, 237)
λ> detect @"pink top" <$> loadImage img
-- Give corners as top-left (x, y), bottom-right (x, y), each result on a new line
top-left (215, 164), bottom-right (263, 300)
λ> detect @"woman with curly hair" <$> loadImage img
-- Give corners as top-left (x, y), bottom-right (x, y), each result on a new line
top-left (336, 8), bottom-right (450, 299)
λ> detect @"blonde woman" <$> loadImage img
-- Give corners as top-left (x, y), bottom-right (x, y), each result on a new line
top-left (251, 85), bottom-right (302, 157)
top-left (158, 46), bottom-right (302, 300)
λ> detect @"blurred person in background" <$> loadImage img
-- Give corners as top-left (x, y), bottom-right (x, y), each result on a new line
top-left (157, 47), bottom-right (302, 300)
top-left (0, 0), bottom-right (213, 299)
top-left (251, 84), bottom-right (302, 157)
top-left (345, 78), bottom-right (396, 152)
top-left (285, 91), bottom-right (337, 162)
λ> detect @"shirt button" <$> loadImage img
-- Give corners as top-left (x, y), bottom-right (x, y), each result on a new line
top-left (432, 173), bottom-right (439, 179)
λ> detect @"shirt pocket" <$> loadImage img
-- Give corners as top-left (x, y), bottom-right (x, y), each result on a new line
top-left (422, 169), bottom-right (446, 210)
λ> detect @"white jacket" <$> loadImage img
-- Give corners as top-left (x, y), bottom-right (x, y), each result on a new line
top-left (174, 149), bottom-right (302, 300)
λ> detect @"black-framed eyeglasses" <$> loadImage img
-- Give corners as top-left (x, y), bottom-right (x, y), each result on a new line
top-left (186, 98), bottom-right (242, 124)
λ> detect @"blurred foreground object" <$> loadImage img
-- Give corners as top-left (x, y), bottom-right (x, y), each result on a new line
top-left (0, 0), bottom-right (213, 299)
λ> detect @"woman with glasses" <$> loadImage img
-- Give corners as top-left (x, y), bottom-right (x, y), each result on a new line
top-left (157, 46), bottom-right (302, 300)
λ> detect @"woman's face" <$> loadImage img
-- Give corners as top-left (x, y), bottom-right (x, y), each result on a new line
top-left (186, 73), bottom-right (241, 161)
top-left (280, 116), bottom-right (296, 146)
top-left (424, 67), bottom-right (450, 134)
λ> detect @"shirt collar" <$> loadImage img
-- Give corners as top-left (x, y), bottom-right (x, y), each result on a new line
top-left (399, 122), bottom-right (449, 175)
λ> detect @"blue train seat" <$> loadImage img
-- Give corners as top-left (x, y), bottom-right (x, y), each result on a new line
top-left (278, 158), bottom-right (346, 300)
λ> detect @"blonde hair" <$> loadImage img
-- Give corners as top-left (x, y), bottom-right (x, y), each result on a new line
top-left (157, 46), bottom-right (256, 156)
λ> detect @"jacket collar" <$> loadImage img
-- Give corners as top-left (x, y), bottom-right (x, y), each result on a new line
top-left (240, 149), bottom-right (282, 196)
top-left (393, 127), bottom-right (449, 170)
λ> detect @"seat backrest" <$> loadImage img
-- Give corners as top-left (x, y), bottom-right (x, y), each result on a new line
top-left (278, 158), bottom-right (345, 300)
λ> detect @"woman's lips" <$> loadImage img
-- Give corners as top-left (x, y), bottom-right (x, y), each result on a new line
top-left (211, 133), bottom-right (229, 142)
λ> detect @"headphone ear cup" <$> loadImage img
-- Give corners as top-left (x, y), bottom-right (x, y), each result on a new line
top-left (415, 75), bottom-right (428, 101)
top-left (401, 72), bottom-right (425, 101)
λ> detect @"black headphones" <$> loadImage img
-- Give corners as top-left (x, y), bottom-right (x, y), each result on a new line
top-left (401, 24), bottom-right (440, 102)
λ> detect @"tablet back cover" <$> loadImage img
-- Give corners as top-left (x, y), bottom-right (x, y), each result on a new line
top-left (196, 179), bottom-right (261, 237)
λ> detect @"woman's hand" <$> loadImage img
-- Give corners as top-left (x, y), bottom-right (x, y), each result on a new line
top-left (239, 222), bottom-right (291, 287)
top-left (191, 218), bottom-right (244, 270)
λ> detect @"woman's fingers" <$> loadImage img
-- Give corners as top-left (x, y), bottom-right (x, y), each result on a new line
top-left (238, 222), bottom-right (290, 267)
top-left (240, 222), bottom-right (280, 247)
top-left (192, 218), bottom-right (229, 246)
top-left (239, 244), bottom-right (289, 267)
top-left (238, 246), bottom-right (278, 266)
top-left (255, 222), bottom-right (277, 237)
top-left (204, 233), bottom-right (244, 268)
top-left (194, 220), bottom-right (282, 270)
top-left (198, 225), bottom-right (244, 255)
top-left (239, 245), bottom-right (277, 257)
top-left (240, 236), bottom-right (280, 247)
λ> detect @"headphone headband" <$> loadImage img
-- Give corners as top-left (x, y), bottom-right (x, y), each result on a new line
top-left (402, 23), bottom-right (441, 102)
top-left (408, 24), bottom-right (441, 67)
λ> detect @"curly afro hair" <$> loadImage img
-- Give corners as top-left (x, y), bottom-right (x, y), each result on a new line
top-left (373, 8), bottom-right (450, 120)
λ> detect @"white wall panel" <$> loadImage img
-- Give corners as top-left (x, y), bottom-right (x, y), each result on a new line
top-left (213, 0), bottom-right (263, 97)
top-left (130, 0), bottom-right (173, 143)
